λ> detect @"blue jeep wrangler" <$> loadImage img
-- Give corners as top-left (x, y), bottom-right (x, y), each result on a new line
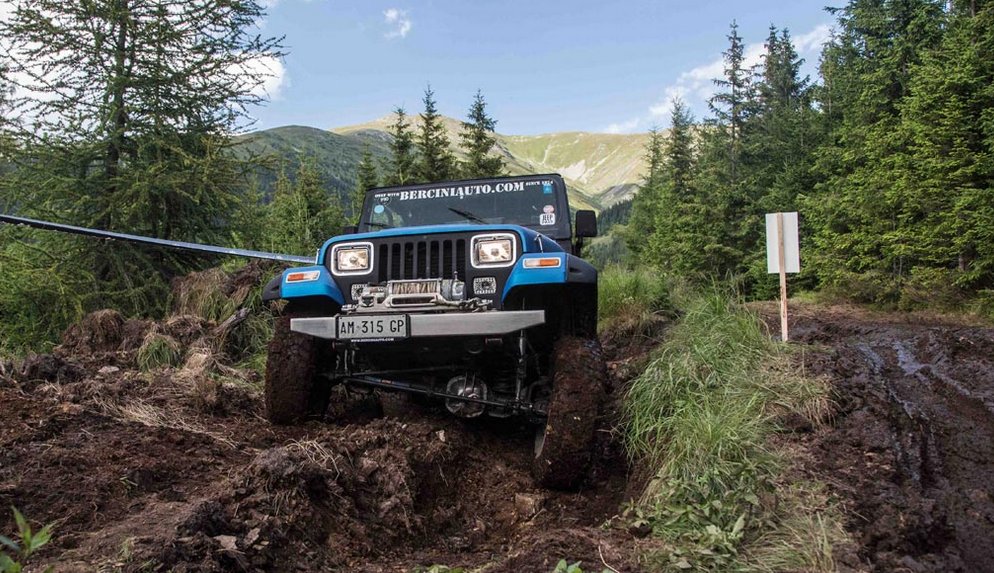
top-left (261, 174), bottom-right (605, 488)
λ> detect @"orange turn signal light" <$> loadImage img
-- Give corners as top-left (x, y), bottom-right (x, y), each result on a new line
top-left (522, 257), bottom-right (562, 269)
top-left (285, 270), bottom-right (321, 283)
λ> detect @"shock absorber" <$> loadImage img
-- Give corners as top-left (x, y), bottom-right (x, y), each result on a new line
top-left (515, 330), bottom-right (527, 405)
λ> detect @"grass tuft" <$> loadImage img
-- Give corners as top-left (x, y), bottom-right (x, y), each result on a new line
top-left (621, 285), bottom-right (840, 571)
top-left (598, 266), bottom-right (674, 336)
top-left (170, 268), bottom-right (237, 322)
top-left (225, 312), bottom-right (273, 376)
top-left (136, 331), bottom-right (182, 372)
top-left (736, 482), bottom-right (852, 573)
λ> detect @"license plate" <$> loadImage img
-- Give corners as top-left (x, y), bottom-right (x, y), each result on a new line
top-left (336, 315), bottom-right (409, 340)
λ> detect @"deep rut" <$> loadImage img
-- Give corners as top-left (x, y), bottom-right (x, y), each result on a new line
top-left (788, 306), bottom-right (994, 573)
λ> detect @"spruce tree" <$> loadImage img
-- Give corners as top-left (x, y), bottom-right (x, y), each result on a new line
top-left (689, 22), bottom-right (762, 278)
top-left (459, 89), bottom-right (505, 178)
top-left (893, 0), bottom-right (994, 291)
top-left (416, 85), bottom-right (457, 183)
top-left (0, 0), bottom-right (284, 236)
top-left (743, 27), bottom-right (820, 296)
top-left (383, 107), bottom-right (418, 186)
top-left (646, 99), bottom-right (709, 274)
top-left (805, 0), bottom-right (945, 297)
top-left (708, 20), bottom-right (755, 188)
top-left (352, 144), bottom-right (380, 224)
top-left (625, 127), bottom-right (666, 260)
top-left (267, 156), bottom-right (344, 256)
top-left (667, 99), bottom-right (696, 201)
top-left (0, 0), bottom-right (285, 348)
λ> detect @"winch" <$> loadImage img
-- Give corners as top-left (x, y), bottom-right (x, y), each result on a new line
top-left (343, 278), bottom-right (492, 313)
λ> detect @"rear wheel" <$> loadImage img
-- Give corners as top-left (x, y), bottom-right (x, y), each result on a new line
top-left (264, 311), bottom-right (332, 424)
top-left (532, 336), bottom-right (606, 489)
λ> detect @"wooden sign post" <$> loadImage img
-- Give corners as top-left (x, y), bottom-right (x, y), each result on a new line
top-left (766, 212), bottom-right (799, 342)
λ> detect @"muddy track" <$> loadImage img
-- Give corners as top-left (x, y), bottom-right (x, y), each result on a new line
top-left (0, 323), bottom-right (639, 573)
top-left (781, 304), bottom-right (994, 573)
top-left (11, 291), bottom-right (994, 572)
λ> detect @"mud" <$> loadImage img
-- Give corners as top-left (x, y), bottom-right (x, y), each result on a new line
top-left (1, 287), bottom-right (640, 572)
top-left (763, 303), bottom-right (994, 573)
top-left (9, 284), bottom-right (994, 571)
top-left (0, 375), bottom-right (636, 572)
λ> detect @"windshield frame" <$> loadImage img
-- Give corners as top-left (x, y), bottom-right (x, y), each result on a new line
top-left (358, 175), bottom-right (573, 240)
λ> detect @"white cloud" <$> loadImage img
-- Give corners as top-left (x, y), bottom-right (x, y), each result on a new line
top-left (794, 23), bottom-right (832, 52)
top-left (383, 8), bottom-right (412, 39)
top-left (237, 55), bottom-right (288, 100)
top-left (648, 85), bottom-right (690, 118)
top-left (604, 117), bottom-right (640, 134)
top-left (600, 21), bottom-right (832, 133)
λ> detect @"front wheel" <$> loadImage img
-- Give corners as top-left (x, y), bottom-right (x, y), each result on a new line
top-left (264, 311), bottom-right (332, 424)
top-left (532, 336), bottom-right (606, 489)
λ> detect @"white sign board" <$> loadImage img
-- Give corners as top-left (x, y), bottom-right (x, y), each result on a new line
top-left (766, 212), bottom-right (800, 274)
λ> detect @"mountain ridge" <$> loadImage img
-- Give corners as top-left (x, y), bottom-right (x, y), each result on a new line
top-left (332, 115), bottom-right (649, 210)
top-left (236, 115), bottom-right (649, 213)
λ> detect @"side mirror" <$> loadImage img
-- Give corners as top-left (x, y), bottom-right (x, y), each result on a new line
top-left (575, 210), bottom-right (597, 238)
top-left (342, 225), bottom-right (358, 235)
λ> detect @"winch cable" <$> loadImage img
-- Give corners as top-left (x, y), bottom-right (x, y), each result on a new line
top-left (0, 213), bottom-right (314, 264)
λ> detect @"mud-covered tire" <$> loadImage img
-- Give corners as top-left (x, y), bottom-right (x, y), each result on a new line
top-left (264, 312), bottom-right (331, 425)
top-left (532, 336), bottom-right (606, 489)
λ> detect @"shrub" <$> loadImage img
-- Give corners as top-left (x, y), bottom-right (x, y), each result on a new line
top-left (551, 560), bottom-right (612, 573)
top-left (898, 266), bottom-right (967, 312)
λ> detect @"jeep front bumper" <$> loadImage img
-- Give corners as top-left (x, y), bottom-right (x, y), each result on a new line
top-left (290, 310), bottom-right (545, 340)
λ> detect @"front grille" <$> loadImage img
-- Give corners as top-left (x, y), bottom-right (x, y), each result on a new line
top-left (378, 239), bottom-right (467, 282)
top-left (330, 232), bottom-right (515, 309)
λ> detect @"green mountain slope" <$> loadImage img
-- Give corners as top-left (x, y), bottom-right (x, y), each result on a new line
top-left (499, 131), bottom-right (648, 208)
top-left (333, 116), bottom-right (649, 211)
top-left (233, 125), bottom-right (391, 203)
top-left (237, 117), bottom-right (649, 214)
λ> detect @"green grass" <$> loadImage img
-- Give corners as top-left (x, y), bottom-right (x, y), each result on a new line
top-left (597, 266), bottom-right (674, 335)
top-left (737, 482), bottom-right (850, 573)
top-left (136, 332), bottom-right (182, 372)
top-left (1, 506), bottom-right (55, 573)
top-left (620, 285), bottom-right (839, 571)
top-left (169, 268), bottom-right (239, 322)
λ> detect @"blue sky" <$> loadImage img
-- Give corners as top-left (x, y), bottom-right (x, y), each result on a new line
top-left (250, 0), bottom-right (834, 134)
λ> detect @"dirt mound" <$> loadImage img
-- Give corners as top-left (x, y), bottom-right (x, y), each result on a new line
top-left (1, 365), bottom-right (635, 571)
top-left (61, 309), bottom-right (136, 354)
top-left (159, 420), bottom-right (461, 571)
top-left (170, 261), bottom-right (278, 319)
top-left (16, 353), bottom-right (86, 388)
